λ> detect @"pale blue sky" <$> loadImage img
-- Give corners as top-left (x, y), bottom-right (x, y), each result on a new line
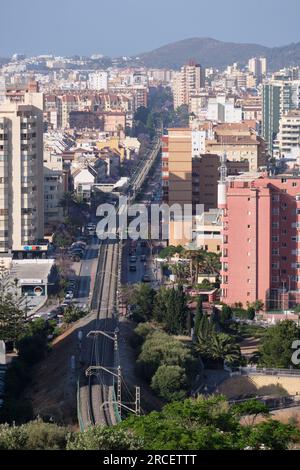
top-left (1, 0), bottom-right (300, 57)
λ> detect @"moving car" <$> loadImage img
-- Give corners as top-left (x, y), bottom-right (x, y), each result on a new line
top-left (129, 264), bottom-right (137, 272)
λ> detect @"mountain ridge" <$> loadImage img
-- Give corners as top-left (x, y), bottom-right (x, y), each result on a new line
top-left (137, 37), bottom-right (300, 70)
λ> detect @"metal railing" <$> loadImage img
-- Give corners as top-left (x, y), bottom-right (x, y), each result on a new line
top-left (239, 367), bottom-right (300, 377)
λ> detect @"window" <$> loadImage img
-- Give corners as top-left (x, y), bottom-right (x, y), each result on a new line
top-left (272, 222), bottom-right (279, 229)
top-left (272, 236), bottom-right (279, 242)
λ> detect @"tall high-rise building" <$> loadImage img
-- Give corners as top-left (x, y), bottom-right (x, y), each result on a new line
top-left (172, 62), bottom-right (205, 109)
top-left (162, 129), bottom-right (221, 246)
top-left (262, 80), bottom-right (300, 155)
top-left (220, 173), bottom-right (300, 310)
top-left (0, 93), bottom-right (44, 253)
top-left (248, 57), bottom-right (267, 81)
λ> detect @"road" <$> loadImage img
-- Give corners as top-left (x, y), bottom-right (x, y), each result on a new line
top-left (76, 236), bottom-right (99, 306)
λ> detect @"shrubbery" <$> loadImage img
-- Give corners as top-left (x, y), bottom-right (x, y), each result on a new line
top-left (134, 327), bottom-right (198, 400)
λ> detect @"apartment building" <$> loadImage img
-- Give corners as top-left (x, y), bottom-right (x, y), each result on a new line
top-left (61, 94), bottom-right (79, 128)
top-left (262, 80), bottom-right (300, 155)
top-left (248, 57), bottom-right (267, 82)
top-left (43, 150), bottom-right (64, 230)
top-left (220, 173), bottom-right (300, 310)
top-left (194, 209), bottom-right (222, 253)
top-left (0, 93), bottom-right (44, 253)
top-left (206, 123), bottom-right (267, 171)
top-left (172, 63), bottom-right (205, 109)
top-left (88, 71), bottom-right (108, 91)
top-left (207, 95), bottom-right (242, 123)
top-left (274, 110), bottom-right (300, 157)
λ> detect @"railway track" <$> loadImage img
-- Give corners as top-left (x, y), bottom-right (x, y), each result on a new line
top-left (86, 239), bottom-right (119, 427)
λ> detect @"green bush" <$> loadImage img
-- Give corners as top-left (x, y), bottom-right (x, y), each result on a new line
top-left (151, 365), bottom-right (187, 401)
top-left (66, 426), bottom-right (142, 450)
top-left (0, 420), bottom-right (68, 450)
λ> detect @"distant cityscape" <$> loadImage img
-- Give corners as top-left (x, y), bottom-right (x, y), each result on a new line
top-left (1, 42), bottom-right (300, 452)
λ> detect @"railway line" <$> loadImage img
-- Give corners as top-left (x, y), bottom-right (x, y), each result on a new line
top-left (78, 135), bottom-right (161, 429)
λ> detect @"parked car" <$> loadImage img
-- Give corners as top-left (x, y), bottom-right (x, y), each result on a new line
top-left (140, 254), bottom-right (146, 262)
top-left (71, 241), bottom-right (86, 250)
top-left (142, 274), bottom-right (151, 283)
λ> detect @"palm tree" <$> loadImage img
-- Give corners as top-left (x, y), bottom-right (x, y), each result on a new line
top-left (209, 333), bottom-right (241, 366)
top-left (202, 252), bottom-right (221, 275)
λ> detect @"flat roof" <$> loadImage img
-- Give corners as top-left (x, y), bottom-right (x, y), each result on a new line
top-left (11, 260), bottom-right (54, 284)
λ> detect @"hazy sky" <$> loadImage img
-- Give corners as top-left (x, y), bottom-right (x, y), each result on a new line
top-left (1, 0), bottom-right (300, 57)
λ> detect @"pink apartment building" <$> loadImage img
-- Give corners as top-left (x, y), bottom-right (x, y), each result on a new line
top-left (220, 174), bottom-right (300, 310)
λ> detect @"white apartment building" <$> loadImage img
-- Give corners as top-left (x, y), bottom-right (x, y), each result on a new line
top-left (0, 93), bottom-right (44, 253)
top-left (274, 110), bottom-right (300, 157)
top-left (248, 57), bottom-right (267, 78)
top-left (207, 96), bottom-right (242, 123)
top-left (88, 71), bottom-right (108, 91)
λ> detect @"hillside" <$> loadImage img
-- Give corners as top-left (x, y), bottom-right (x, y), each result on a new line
top-left (138, 37), bottom-right (300, 70)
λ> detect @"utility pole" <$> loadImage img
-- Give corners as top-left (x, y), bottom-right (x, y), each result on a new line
top-left (135, 386), bottom-right (141, 416)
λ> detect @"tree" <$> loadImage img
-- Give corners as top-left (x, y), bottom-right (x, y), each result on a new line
top-left (244, 419), bottom-right (299, 450)
top-left (16, 318), bottom-right (54, 365)
top-left (220, 305), bottom-right (233, 326)
top-left (0, 420), bottom-right (68, 450)
top-left (196, 313), bottom-right (216, 356)
top-left (231, 399), bottom-right (269, 426)
top-left (119, 396), bottom-right (300, 450)
top-left (151, 365), bottom-right (187, 401)
top-left (208, 333), bottom-right (241, 367)
top-left (63, 305), bottom-right (86, 324)
top-left (66, 426), bottom-right (142, 451)
top-left (119, 284), bottom-right (137, 316)
top-left (152, 287), bottom-right (169, 323)
top-left (193, 297), bottom-right (203, 338)
top-left (0, 298), bottom-right (25, 343)
top-left (247, 306), bottom-right (256, 321)
top-left (165, 286), bottom-right (189, 335)
top-left (132, 284), bottom-right (155, 322)
top-left (135, 330), bottom-right (197, 385)
top-left (259, 320), bottom-right (300, 368)
top-left (249, 300), bottom-right (264, 314)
